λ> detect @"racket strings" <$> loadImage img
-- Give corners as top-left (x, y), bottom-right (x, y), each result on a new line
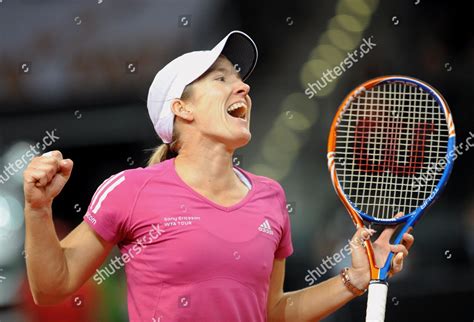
top-left (335, 82), bottom-right (449, 219)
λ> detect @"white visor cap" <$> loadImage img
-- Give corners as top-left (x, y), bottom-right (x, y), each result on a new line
top-left (147, 30), bottom-right (258, 144)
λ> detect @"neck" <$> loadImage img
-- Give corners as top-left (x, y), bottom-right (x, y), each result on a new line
top-left (174, 141), bottom-right (242, 195)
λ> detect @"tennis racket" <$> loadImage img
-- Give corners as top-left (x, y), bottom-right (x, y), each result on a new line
top-left (327, 75), bottom-right (455, 321)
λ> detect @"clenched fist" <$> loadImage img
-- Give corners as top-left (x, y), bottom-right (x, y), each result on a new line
top-left (23, 150), bottom-right (73, 209)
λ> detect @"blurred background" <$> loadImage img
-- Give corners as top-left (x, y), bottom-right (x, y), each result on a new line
top-left (1, 0), bottom-right (473, 321)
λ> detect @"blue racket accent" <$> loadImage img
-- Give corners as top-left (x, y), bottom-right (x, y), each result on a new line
top-left (378, 135), bottom-right (455, 280)
top-left (329, 75), bottom-right (456, 284)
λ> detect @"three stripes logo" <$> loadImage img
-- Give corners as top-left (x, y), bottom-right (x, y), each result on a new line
top-left (258, 219), bottom-right (274, 235)
top-left (90, 171), bottom-right (126, 215)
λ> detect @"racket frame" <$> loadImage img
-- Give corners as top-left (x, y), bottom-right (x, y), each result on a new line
top-left (327, 75), bottom-right (455, 282)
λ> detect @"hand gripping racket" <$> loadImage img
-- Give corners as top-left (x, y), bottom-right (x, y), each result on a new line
top-left (327, 76), bottom-right (455, 321)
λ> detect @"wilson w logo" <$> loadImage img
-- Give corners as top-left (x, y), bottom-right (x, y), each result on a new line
top-left (90, 172), bottom-right (126, 214)
top-left (354, 118), bottom-right (435, 176)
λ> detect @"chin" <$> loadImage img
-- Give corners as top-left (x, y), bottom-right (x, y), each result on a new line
top-left (236, 135), bottom-right (251, 148)
top-left (227, 132), bottom-right (251, 150)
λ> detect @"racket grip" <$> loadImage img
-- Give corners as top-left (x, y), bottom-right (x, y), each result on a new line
top-left (365, 281), bottom-right (388, 322)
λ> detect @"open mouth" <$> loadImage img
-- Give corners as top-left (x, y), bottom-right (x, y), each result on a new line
top-left (226, 101), bottom-right (247, 120)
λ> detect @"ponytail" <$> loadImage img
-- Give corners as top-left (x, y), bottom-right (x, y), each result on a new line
top-left (147, 139), bottom-right (180, 166)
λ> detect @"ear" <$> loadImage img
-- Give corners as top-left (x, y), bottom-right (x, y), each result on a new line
top-left (171, 99), bottom-right (194, 121)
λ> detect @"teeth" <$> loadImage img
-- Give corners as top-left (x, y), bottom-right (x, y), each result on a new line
top-left (227, 102), bottom-right (247, 112)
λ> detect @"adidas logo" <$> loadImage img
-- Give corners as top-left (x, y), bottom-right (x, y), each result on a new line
top-left (258, 219), bottom-right (274, 235)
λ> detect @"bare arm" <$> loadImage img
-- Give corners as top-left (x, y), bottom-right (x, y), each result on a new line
top-left (24, 151), bottom-right (114, 305)
top-left (267, 227), bottom-right (414, 321)
top-left (267, 259), bottom-right (359, 322)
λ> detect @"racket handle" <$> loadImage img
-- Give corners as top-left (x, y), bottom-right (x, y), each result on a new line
top-left (365, 281), bottom-right (388, 322)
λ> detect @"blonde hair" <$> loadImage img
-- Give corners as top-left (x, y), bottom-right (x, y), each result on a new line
top-left (147, 130), bottom-right (181, 166)
top-left (147, 85), bottom-right (192, 166)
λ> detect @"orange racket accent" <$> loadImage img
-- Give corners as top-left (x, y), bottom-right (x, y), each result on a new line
top-left (328, 75), bottom-right (455, 321)
top-left (329, 151), bottom-right (380, 280)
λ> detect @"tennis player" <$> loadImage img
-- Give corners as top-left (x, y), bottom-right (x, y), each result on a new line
top-left (23, 31), bottom-right (414, 321)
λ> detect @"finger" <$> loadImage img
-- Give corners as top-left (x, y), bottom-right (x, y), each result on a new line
top-left (378, 212), bottom-right (403, 242)
top-left (30, 161), bottom-right (61, 177)
top-left (390, 244), bottom-right (409, 257)
top-left (401, 233), bottom-right (414, 251)
top-left (28, 154), bottom-right (59, 170)
top-left (43, 150), bottom-right (63, 161)
top-left (349, 227), bottom-right (374, 268)
top-left (391, 252), bottom-right (404, 274)
top-left (377, 227), bottom-right (396, 243)
top-left (59, 159), bottom-right (74, 177)
top-left (35, 156), bottom-right (61, 168)
top-left (350, 227), bottom-right (375, 250)
top-left (48, 159), bottom-right (74, 190)
top-left (29, 161), bottom-right (61, 186)
top-left (24, 169), bottom-right (50, 187)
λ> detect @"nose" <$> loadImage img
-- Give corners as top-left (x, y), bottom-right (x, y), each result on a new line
top-left (234, 80), bottom-right (250, 96)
